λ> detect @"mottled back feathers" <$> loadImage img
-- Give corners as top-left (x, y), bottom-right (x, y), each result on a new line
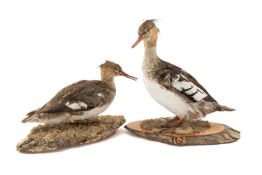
top-left (38, 80), bottom-right (115, 114)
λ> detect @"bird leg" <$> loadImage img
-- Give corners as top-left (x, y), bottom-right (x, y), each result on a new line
top-left (160, 116), bottom-right (184, 128)
top-left (168, 116), bottom-right (184, 127)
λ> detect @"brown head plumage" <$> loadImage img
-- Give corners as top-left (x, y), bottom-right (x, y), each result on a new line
top-left (132, 20), bottom-right (159, 48)
top-left (100, 60), bottom-right (137, 82)
top-left (138, 20), bottom-right (157, 36)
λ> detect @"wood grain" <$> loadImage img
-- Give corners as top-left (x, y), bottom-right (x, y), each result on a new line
top-left (125, 119), bottom-right (240, 145)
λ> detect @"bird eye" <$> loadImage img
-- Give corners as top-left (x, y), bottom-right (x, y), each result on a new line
top-left (143, 29), bottom-right (150, 35)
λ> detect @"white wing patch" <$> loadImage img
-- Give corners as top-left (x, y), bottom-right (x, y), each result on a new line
top-left (65, 101), bottom-right (88, 110)
top-left (97, 93), bottom-right (105, 98)
top-left (172, 74), bottom-right (208, 101)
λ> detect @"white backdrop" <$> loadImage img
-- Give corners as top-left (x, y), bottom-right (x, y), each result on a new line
top-left (0, 0), bottom-right (261, 174)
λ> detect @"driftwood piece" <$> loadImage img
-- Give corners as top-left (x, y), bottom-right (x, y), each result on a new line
top-left (17, 115), bottom-right (125, 153)
top-left (125, 118), bottom-right (240, 145)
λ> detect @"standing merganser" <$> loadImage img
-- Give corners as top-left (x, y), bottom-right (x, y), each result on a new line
top-left (132, 20), bottom-right (234, 120)
top-left (22, 60), bottom-right (137, 124)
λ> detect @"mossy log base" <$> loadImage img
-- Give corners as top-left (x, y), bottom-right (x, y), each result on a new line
top-left (125, 118), bottom-right (240, 145)
top-left (17, 115), bottom-right (125, 153)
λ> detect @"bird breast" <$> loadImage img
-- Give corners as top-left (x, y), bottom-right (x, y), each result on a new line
top-left (143, 73), bottom-right (194, 117)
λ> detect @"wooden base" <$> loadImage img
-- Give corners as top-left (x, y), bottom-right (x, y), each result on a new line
top-left (125, 119), bottom-right (240, 145)
top-left (17, 115), bottom-right (125, 153)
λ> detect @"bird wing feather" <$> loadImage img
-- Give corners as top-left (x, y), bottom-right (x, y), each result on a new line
top-left (154, 60), bottom-right (217, 103)
top-left (38, 80), bottom-right (114, 114)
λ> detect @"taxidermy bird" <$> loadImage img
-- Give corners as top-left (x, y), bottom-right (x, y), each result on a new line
top-left (131, 20), bottom-right (234, 121)
top-left (22, 60), bottom-right (137, 124)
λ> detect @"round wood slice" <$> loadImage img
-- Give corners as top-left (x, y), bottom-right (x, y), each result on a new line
top-left (125, 119), bottom-right (240, 145)
top-left (17, 115), bottom-right (125, 153)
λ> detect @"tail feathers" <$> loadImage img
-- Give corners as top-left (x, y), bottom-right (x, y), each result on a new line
top-left (218, 105), bottom-right (235, 111)
top-left (22, 110), bottom-right (38, 123)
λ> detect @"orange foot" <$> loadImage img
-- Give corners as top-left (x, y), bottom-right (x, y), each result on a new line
top-left (174, 116), bottom-right (183, 126)
top-left (164, 116), bottom-right (184, 128)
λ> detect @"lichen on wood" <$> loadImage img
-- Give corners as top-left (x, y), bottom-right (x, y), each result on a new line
top-left (17, 115), bottom-right (125, 153)
top-left (125, 118), bottom-right (240, 145)
top-left (140, 118), bottom-right (211, 135)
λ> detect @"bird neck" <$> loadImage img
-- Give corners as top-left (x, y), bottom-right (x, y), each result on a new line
top-left (144, 46), bottom-right (158, 59)
top-left (143, 44), bottom-right (160, 71)
top-left (143, 29), bottom-right (160, 74)
top-left (101, 71), bottom-right (116, 88)
top-left (143, 27), bottom-right (159, 63)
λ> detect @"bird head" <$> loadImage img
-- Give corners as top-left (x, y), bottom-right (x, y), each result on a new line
top-left (131, 19), bottom-right (159, 48)
top-left (100, 60), bottom-right (137, 80)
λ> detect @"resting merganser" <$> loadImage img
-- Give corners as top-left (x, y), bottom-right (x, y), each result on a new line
top-left (22, 60), bottom-right (137, 124)
top-left (132, 20), bottom-right (234, 120)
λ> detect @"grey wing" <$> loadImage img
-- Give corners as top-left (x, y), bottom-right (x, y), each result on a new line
top-left (38, 80), bottom-right (113, 114)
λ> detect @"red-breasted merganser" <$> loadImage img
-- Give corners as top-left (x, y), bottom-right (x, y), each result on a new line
top-left (22, 60), bottom-right (137, 124)
top-left (132, 20), bottom-right (234, 120)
